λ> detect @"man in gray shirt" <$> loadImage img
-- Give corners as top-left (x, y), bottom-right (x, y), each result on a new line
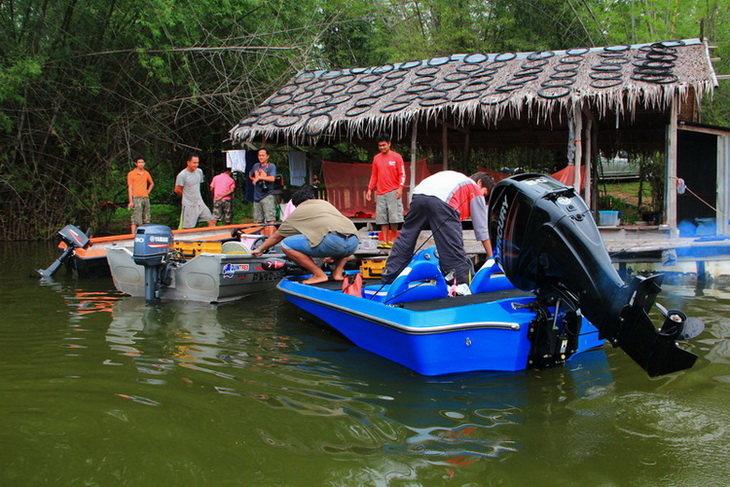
top-left (174, 154), bottom-right (216, 228)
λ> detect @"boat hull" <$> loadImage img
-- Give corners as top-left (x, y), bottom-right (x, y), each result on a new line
top-left (58, 223), bottom-right (269, 278)
top-left (278, 278), bottom-right (603, 376)
top-left (108, 247), bottom-right (285, 303)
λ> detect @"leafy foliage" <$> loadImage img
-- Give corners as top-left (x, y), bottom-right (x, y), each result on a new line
top-left (0, 0), bottom-right (727, 239)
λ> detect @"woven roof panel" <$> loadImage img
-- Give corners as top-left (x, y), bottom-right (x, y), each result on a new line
top-left (230, 39), bottom-right (716, 145)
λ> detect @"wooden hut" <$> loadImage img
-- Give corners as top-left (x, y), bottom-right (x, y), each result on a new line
top-left (230, 39), bottom-right (720, 235)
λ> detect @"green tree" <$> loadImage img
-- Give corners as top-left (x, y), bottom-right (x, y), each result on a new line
top-left (0, 0), bottom-right (335, 238)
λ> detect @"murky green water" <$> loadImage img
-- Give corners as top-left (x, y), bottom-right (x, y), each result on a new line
top-left (1, 242), bottom-right (729, 486)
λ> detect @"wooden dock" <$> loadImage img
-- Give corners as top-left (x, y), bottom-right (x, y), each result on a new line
top-left (355, 223), bottom-right (730, 276)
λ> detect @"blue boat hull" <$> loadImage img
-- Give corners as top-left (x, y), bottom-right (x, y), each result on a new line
top-left (278, 278), bottom-right (603, 376)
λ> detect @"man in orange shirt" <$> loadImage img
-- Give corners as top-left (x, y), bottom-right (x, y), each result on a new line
top-left (365, 134), bottom-right (405, 247)
top-left (127, 156), bottom-right (154, 234)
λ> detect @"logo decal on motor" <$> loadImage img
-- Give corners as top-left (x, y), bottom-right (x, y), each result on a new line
top-left (496, 196), bottom-right (509, 260)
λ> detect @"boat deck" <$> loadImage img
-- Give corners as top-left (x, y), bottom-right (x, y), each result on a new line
top-left (308, 278), bottom-right (533, 311)
top-left (355, 225), bottom-right (730, 268)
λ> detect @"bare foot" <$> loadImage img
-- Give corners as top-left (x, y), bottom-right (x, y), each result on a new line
top-left (302, 274), bottom-right (329, 285)
top-left (331, 274), bottom-right (345, 281)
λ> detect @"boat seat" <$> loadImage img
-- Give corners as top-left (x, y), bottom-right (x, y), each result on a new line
top-left (469, 258), bottom-right (515, 294)
top-left (363, 258), bottom-right (449, 304)
top-left (221, 241), bottom-right (250, 254)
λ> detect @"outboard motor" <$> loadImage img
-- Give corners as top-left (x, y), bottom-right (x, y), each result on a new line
top-left (133, 224), bottom-right (174, 303)
top-left (489, 174), bottom-right (702, 377)
top-left (37, 225), bottom-right (91, 278)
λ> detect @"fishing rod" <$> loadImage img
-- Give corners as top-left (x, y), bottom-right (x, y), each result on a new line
top-left (367, 213), bottom-right (464, 302)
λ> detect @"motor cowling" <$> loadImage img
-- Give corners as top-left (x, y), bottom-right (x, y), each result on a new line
top-left (489, 174), bottom-right (627, 329)
top-left (37, 225), bottom-right (92, 278)
top-left (489, 174), bottom-right (700, 377)
top-left (58, 224), bottom-right (91, 251)
top-left (133, 224), bottom-right (173, 302)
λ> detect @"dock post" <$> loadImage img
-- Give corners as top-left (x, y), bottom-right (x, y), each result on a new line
top-left (618, 261), bottom-right (628, 281)
top-left (697, 260), bottom-right (707, 288)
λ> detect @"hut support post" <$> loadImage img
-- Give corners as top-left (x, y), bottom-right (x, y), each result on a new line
top-left (573, 100), bottom-right (583, 192)
top-left (442, 123), bottom-right (448, 170)
top-left (719, 134), bottom-right (730, 236)
top-left (464, 128), bottom-right (471, 170)
top-left (666, 96), bottom-right (679, 236)
top-left (582, 108), bottom-right (594, 209)
top-left (410, 116), bottom-right (418, 199)
top-left (590, 112), bottom-right (600, 210)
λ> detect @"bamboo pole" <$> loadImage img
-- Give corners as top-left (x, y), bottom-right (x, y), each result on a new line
top-left (464, 127), bottom-right (471, 170)
top-left (442, 122), bottom-right (448, 170)
top-left (666, 96), bottom-right (679, 236)
top-left (573, 99), bottom-right (583, 192)
top-left (410, 115), bottom-right (418, 200)
top-left (584, 113), bottom-right (593, 209)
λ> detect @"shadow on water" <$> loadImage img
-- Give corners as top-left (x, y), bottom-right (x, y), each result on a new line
top-left (2, 242), bottom-right (730, 485)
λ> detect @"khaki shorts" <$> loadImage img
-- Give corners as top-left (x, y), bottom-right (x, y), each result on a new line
top-left (253, 194), bottom-right (277, 223)
top-left (375, 190), bottom-right (404, 225)
top-left (181, 203), bottom-right (214, 228)
top-left (131, 197), bottom-right (151, 226)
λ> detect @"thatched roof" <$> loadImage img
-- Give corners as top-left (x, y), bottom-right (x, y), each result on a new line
top-left (229, 39), bottom-right (717, 146)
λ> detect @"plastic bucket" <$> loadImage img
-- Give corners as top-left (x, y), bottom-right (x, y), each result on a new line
top-left (598, 210), bottom-right (619, 226)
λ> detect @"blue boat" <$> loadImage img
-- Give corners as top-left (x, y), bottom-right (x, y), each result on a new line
top-left (279, 174), bottom-right (703, 377)
top-left (279, 249), bottom-right (604, 375)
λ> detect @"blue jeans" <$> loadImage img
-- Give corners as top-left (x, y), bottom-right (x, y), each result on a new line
top-left (281, 232), bottom-right (359, 258)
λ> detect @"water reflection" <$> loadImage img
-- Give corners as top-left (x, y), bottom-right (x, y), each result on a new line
top-left (272, 308), bottom-right (617, 475)
top-left (100, 292), bottom-right (617, 471)
top-left (39, 274), bottom-right (124, 321)
top-left (19, 253), bottom-right (729, 484)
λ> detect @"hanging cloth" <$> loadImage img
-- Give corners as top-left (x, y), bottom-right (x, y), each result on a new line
top-left (226, 150), bottom-right (247, 173)
top-left (288, 151), bottom-right (307, 187)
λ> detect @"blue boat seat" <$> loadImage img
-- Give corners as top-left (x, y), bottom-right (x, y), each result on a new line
top-left (362, 247), bottom-right (448, 304)
top-left (469, 258), bottom-right (515, 294)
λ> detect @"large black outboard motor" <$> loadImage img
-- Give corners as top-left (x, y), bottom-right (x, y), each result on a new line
top-left (133, 224), bottom-right (174, 303)
top-left (37, 224), bottom-right (91, 278)
top-left (489, 174), bottom-right (701, 377)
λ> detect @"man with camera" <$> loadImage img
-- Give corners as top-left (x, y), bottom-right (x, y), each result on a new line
top-left (249, 148), bottom-right (277, 234)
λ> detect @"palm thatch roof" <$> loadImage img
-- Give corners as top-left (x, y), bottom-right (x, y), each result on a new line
top-left (229, 39), bottom-right (717, 146)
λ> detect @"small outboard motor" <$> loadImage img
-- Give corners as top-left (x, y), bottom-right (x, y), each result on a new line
top-left (37, 224), bottom-right (91, 278)
top-left (489, 174), bottom-right (702, 377)
top-left (133, 224), bottom-right (174, 303)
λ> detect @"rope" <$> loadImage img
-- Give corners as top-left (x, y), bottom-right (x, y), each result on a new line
top-left (672, 176), bottom-right (726, 219)
top-left (683, 185), bottom-right (725, 218)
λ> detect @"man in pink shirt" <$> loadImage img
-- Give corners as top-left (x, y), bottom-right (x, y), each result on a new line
top-left (209, 167), bottom-right (236, 224)
top-left (365, 134), bottom-right (405, 246)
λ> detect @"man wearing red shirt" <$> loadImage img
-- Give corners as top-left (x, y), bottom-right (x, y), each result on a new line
top-left (365, 134), bottom-right (405, 246)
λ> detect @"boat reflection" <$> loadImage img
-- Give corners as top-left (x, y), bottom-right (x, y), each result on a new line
top-left (275, 307), bottom-right (616, 467)
top-left (104, 293), bottom-right (616, 473)
top-left (107, 299), bottom-right (228, 369)
top-left (39, 274), bottom-right (124, 322)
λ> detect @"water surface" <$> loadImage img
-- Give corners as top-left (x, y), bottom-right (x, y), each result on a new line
top-left (1, 242), bottom-right (728, 485)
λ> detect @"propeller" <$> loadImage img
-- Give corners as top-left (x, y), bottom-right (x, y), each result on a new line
top-left (655, 303), bottom-right (705, 340)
